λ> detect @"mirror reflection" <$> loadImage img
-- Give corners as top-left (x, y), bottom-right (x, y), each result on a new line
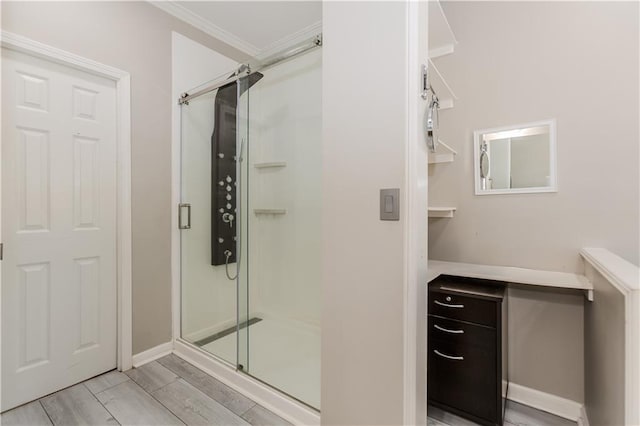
top-left (474, 120), bottom-right (557, 195)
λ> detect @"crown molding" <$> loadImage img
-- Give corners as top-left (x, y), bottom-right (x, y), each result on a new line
top-left (255, 20), bottom-right (322, 60)
top-left (149, 1), bottom-right (260, 56)
top-left (1, 30), bottom-right (129, 79)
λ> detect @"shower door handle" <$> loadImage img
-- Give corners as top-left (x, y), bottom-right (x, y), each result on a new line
top-left (178, 203), bottom-right (191, 229)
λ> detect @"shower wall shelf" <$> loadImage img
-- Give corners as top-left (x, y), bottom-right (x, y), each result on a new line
top-left (428, 207), bottom-right (457, 218)
top-left (253, 162), bottom-right (287, 169)
top-left (428, 0), bottom-right (458, 59)
top-left (253, 209), bottom-right (287, 215)
top-left (428, 140), bottom-right (457, 164)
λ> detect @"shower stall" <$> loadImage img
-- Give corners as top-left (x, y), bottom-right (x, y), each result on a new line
top-left (177, 36), bottom-right (322, 410)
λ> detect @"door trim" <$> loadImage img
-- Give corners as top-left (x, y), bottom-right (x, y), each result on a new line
top-left (0, 31), bottom-right (133, 383)
top-left (403, 2), bottom-right (429, 425)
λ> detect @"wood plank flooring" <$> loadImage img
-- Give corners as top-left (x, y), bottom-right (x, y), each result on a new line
top-left (428, 403), bottom-right (578, 426)
top-left (40, 384), bottom-right (117, 426)
top-left (2, 353), bottom-right (578, 426)
top-left (1, 354), bottom-right (292, 426)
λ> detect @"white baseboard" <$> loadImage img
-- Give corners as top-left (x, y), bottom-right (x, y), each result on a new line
top-left (508, 382), bottom-right (583, 422)
top-left (131, 341), bottom-right (174, 368)
top-left (577, 405), bottom-right (591, 426)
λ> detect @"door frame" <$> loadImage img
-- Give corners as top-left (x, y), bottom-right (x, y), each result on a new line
top-left (0, 31), bottom-right (133, 393)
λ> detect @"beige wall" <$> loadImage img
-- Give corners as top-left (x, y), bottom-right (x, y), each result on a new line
top-left (430, 1), bottom-right (639, 271)
top-left (1, 1), bottom-right (248, 354)
top-left (322, 1), bottom-right (428, 424)
top-left (507, 286), bottom-right (584, 402)
top-left (583, 263), bottom-right (626, 426)
top-left (429, 1), bottom-right (638, 402)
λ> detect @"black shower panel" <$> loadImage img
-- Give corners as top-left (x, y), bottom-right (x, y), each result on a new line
top-left (210, 73), bottom-right (263, 266)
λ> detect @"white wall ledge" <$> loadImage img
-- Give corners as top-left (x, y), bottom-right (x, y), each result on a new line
top-left (580, 248), bottom-right (640, 426)
top-left (427, 259), bottom-right (593, 300)
top-left (580, 248), bottom-right (640, 294)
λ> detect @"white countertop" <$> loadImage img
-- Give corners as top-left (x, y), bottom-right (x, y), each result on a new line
top-left (427, 259), bottom-right (593, 299)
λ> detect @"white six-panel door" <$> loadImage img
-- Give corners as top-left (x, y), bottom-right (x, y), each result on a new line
top-left (1, 48), bottom-right (117, 411)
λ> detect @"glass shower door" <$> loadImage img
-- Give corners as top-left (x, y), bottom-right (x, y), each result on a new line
top-left (180, 76), bottom-right (240, 366)
top-left (236, 48), bottom-right (323, 410)
top-left (179, 39), bottom-right (322, 410)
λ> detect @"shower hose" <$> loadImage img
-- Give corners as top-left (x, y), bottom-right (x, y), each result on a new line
top-left (224, 250), bottom-right (238, 280)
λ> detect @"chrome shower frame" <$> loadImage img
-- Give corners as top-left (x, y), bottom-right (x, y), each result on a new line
top-left (177, 34), bottom-right (322, 106)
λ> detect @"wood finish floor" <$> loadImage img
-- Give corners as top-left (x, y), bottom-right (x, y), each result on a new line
top-left (428, 403), bottom-right (578, 426)
top-left (1, 354), bottom-right (292, 426)
top-left (2, 353), bottom-right (577, 426)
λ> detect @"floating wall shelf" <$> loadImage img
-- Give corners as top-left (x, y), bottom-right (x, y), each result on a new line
top-left (428, 207), bottom-right (457, 218)
top-left (428, 140), bottom-right (457, 164)
top-left (253, 162), bottom-right (287, 169)
top-left (427, 1), bottom-right (458, 223)
top-left (429, 59), bottom-right (457, 110)
top-left (438, 99), bottom-right (454, 110)
top-left (428, 0), bottom-right (458, 111)
top-left (253, 209), bottom-right (287, 215)
top-left (428, 0), bottom-right (458, 59)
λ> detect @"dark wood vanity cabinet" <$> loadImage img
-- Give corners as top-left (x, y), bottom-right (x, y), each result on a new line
top-left (428, 275), bottom-right (508, 426)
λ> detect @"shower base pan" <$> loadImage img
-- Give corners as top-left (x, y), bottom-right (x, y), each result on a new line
top-left (196, 317), bottom-right (320, 409)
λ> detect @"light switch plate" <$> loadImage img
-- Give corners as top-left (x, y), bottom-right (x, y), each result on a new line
top-left (380, 188), bottom-right (399, 220)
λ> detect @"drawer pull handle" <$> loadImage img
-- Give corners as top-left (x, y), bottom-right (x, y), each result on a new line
top-left (434, 349), bottom-right (464, 361)
top-left (434, 324), bottom-right (464, 334)
top-left (434, 300), bottom-right (464, 309)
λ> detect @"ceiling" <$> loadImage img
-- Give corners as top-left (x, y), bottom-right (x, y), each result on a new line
top-left (154, 1), bottom-right (322, 57)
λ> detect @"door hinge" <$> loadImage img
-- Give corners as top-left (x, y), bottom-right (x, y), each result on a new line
top-left (1, 243), bottom-right (4, 260)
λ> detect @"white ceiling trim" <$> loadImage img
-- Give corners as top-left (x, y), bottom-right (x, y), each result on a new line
top-left (255, 20), bottom-right (322, 60)
top-left (149, 1), bottom-right (260, 56)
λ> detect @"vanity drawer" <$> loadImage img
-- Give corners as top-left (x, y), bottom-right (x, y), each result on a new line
top-left (428, 336), bottom-right (498, 424)
top-left (428, 316), bottom-right (495, 350)
top-left (429, 291), bottom-right (497, 327)
top-left (428, 276), bottom-right (507, 425)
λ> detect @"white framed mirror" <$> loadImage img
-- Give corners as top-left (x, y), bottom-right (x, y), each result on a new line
top-left (473, 119), bottom-right (557, 195)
